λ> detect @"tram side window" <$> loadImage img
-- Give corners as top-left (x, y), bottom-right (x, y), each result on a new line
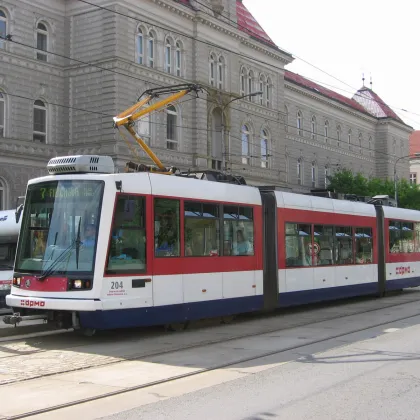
top-left (415, 223), bottom-right (420, 252)
top-left (285, 223), bottom-right (312, 267)
top-left (355, 227), bottom-right (373, 264)
top-left (389, 220), bottom-right (415, 253)
top-left (389, 221), bottom-right (401, 253)
top-left (401, 222), bottom-right (414, 253)
top-left (314, 225), bottom-right (335, 266)
top-left (106, 195), bottom-right (146, 274)
top-left (184, 201), bottom-right (220, 256)
top-left (223, 206), bottom-right (254, 256)
top-left (154, 198), bottom-right (180, 257)
top-left (335, 226), bottom-right (353, 265)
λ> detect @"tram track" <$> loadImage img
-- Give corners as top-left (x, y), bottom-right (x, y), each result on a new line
top-left (5, 298), bottom-right (420, 420)
top-left (0, 291), bottom-right (419, 388)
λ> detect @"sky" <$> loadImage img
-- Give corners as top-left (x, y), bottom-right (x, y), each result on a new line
top-left (245, 0), bottom-right (420, 131)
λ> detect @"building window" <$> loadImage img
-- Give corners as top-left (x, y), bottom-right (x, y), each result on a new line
top-left (36, 22), bottom-right (48, 61)
top-left (266, 77), bottom-right (271, 108)
top-left (175, 41), bottom-right (182, 77)
top-left (324, 120), bottom-right (329, 143)
top-left (348, 129), bottom-right (352, 150)
top-left (33, 100), bottom-right (47, 143)
top-left (0, 92), bottom-right (4, 137)
top-left (165, 38), bottom-right (172, 73)
top-left (240, 67), bottom-right (246, 95)
top-left (261, 129), bottom-right (269, 168)
top-left (0, 178), bottom-right (5, 210)
top-left (241, 124), bottom-right (250, 165)
top-left (311, 163), bottom-right (316, 187)
top-left (166, 105), bottom-right (177, 150)
top-left (209, 53), bottom-right (216, 86)
top-left (410, 173), bottom-right (417, 185)
top-left (324, 166), bottom-right (330, 187)
top-left (284, 106), bottom-right (289, 133)
top-left (359, 133), bottom-right (363, 154)
top-left (248, 70), bottom-right (253, 99)
top-left (136, 27), bottom-right (144, 64)
top-left (369, 136), bottom-right (372, 156)
top-left (297, 158), bottom-right (303, 185)
top-left (297, 111), bottom-right (303, 136)
top-left (0, 10), bottom-right (7, 49)
top-left (217, 56), bottom-right (224, 90)
top-left (337, 126), bottom-right (341, 148)
top-left (311, 116), bottom-right (316, 140)
top-left (259, 76), bottom-right (265, 105)
top-left (392, 138), bottom-right (396, 155)
top-left (148, 32), bottom-right (155, 68)
top-left (136, 114), bottom-right (151, 145)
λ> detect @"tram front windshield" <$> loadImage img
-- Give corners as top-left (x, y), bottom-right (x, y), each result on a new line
top-left (14, 180), bottom-right (104, 276)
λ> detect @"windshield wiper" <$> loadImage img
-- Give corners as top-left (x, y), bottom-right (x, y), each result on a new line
top-left (75, 218), bottom-right (82, 269)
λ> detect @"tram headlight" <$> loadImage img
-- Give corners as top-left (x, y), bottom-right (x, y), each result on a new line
top-left (73, 280), bottom-right (83, 289)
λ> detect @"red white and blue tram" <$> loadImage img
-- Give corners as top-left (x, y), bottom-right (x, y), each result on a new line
top-left (4, 155), bottom-right (420, 332)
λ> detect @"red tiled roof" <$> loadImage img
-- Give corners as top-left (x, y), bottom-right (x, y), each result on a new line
top-left (409, 131), bottom-right (420, 155)
top-left (284, 70), bottom-right (369, 115)
top-left (236, 1), bottom-right (277, 48)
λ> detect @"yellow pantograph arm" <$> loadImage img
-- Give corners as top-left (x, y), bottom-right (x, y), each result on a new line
top-left (113, 89), bottom-right (189, 128)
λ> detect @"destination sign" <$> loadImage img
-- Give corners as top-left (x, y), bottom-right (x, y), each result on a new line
top-left (30, 182), bottom-right (101, 202)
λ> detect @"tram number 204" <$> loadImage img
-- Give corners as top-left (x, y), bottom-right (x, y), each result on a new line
top-left (111, 281), bottom-right (124, 290)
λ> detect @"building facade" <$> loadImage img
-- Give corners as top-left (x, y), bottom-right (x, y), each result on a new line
top-left (0, 0), bottom-right (413, 210)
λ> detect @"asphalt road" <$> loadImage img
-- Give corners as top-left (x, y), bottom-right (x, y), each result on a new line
top-left (98, 318), bottom-right (420, 420)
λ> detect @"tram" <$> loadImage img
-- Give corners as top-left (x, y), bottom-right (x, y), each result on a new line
top-left (4, 84), bottom-right (420, 333)
top-left (0, 203), bottom-right (23, 308)
top-left (4, 155), bottom-right (420, 332)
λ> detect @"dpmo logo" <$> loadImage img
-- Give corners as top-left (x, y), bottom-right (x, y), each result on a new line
top-left (396, 266), bottom-right (411, 275)
top-left (20, 300), bottom-right (45, 307)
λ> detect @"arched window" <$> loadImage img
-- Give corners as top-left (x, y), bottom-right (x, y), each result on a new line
top-left (165, 37), bottom-right (173, 73)
top-left (266, 77), bottom-right (271, 108)
top-left (148, 31), bottom-right (155, 68)
top-left (324, 166), bottom-right (330, 187)
top-left (297, 158), bottom-right (303, 185)
top-left (0, 178), bottom-right (6, 210)
top-left (241, 124), bottom-right (250, 165)
top-left (136, 114), bottom-right (151, 145)
top-left (36, 22), bottom-right (48, 61)
top-left (0, 92), bottom-right (5, 137)
top-left (359, 133), bottom-right (363, 154)
top-left (337, 125), bottom-right (341, 148)
top-left (175, 41), bottom-right (182, 77)
top-left (217, 56), bottom-right (224, 89)
top-left (311, 162), bottom-right (317, 187)
top-left (297, 111), bottom-right (303, 136)
top-left (259, 75), bottom-right (265, 106)
top-left (209, 53), bottom-right (216, 86)
top-left (348, 129), bottom-right (352, 150)
top-left (248, 70), bottom-right (254, 100)
top-left (260, 129), bottom-right (269, 168)
top-left (311, 116), bottom-right (316, 140)
top-left (284, 105), bottom-right (289, 133)
top-left (392, 138), bottom-right (396, 155)
top-left (166, 105), bottom-right (177, 150)
top-left (33, 100), bottom-right (47, 143)
top-left (324, 120), bottom-right (329, 143)
top-left (240, 67), bottom-right (246, 95)
top-left (0, 10), bottom-right (7, 49)
top-left (136, 27), bottom-right (144, 64)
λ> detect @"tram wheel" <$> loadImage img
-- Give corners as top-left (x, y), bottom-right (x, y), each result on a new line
top-left (164, 321), bottom-right (189, 332)
top-left (80, 328), bottom-right (96, 337)
top-left (221, 315), bottom-right (235, 324)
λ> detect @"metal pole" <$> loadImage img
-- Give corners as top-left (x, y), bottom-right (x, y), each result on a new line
top-left (394, 161), bottom-right (398, 204)
top-left (221, 108), bottom-right (225, 171)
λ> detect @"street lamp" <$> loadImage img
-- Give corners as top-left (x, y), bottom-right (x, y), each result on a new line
top-left (221, 91), bottom-right (263, 171)
top-left (394, 153), bottom-right (420, 205)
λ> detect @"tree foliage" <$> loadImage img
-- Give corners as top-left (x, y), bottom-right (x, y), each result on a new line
top-left (326, 169), bottom-right (420, 210)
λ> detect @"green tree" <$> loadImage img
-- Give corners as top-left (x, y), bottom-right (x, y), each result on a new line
top-left (326, 169), bottom-right (420, 210)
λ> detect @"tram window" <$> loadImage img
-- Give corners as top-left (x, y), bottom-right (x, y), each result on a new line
top-left (314, 225), bottom-right (334, 266)
top-left (106, 195), bottom-right (146, 274)
top-left (389, 221), bottom-right (401, 253)
top-left (355, 227), bottom-right (373, 263)
top-left (285, 223), bottom-right (312, 267)
top-left (335, 226), bottom-right (353, 265)
top-left (401, 222), bottom-right (414, 253)
top-left (154, 198), bottom-right (180, 257)
top-left (415, 223), bottom-right (420, 252)
top-left (223, 206), bottom-right (254, 256)
top-left (184, 201), bottom-right (220, 256)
